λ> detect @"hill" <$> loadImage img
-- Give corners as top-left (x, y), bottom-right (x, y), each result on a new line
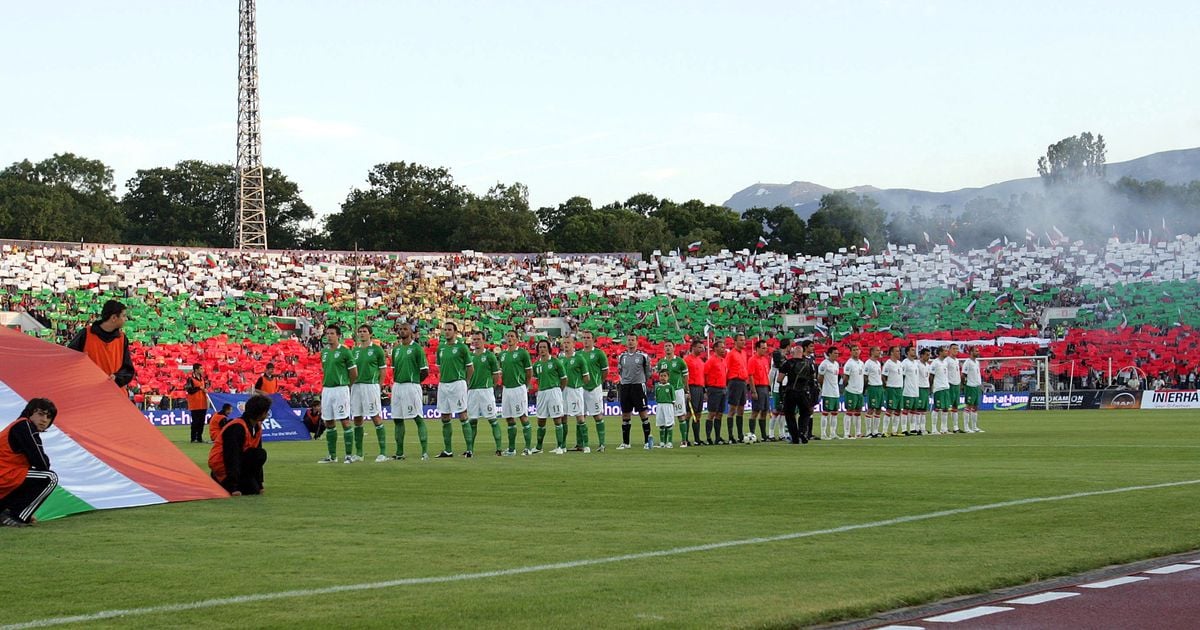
top-left (723, 147), bottom-right (1200, 217)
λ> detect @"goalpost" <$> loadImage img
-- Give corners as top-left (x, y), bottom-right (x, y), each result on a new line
top-left (976, 355), bottom-right (1051, 411)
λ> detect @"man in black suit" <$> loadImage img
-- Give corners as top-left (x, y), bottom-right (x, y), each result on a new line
top-left (778, 339), bottom-right (818, 444)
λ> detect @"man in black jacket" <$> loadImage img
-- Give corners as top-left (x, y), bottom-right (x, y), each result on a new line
top-left (209, 395), bottom-right (271, 496)
top-left (778, 340), bottom-right (819, 444)
top-left (0, 398), bottom-right (59, 527)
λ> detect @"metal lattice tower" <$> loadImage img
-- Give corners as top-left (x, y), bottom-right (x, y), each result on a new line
top-left (236, 0), bottom-right (268, 249)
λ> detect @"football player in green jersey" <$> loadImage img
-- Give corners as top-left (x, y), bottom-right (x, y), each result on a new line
top-left (532, 339), bottom-right (568, 454)
top-left (467, 331), bottom-right (503, 457)
top-left (389, 322), bottom-right (430, 460)
top-left (498, 330), bottom-right (534, 455)
top-left (578, 330), bottom-right (609, 451)
top-left (559, 335), bottom-right (591, 453)
top-left (655, 341), bottom-right (688, 448)
top-left (318, 325), bottom-right (358, 464)
top-left (434, 321), bottom-right (474, 458)
top-left (350, 324), bottom-right (389, 462)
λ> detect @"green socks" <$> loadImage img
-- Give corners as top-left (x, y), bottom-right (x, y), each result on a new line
top-left (553, 424), bottom-right (565, 449)
top-left (595, 419), bottom-right (605, 447)
top-left (374, 423), bottom-right (386, 456)
top-left (536, 424), bottom-right (547, 449)
top-left (442, 421), bottom-right (454, 453)
top-left (394, 419), bottom-right (406, 456)
top-left (577, 423), bottom-right (589, 449)
top-left (342, 428), bottom-right (353, 457)
top-left (461, 420), bottom-right (475, 452)
top-left (490, 420), bottom-right (503, 450)
top-left (522, 421), bottom-right (532, 449)
top-left (507, 423), bottom-right (517, 451)
top-left (325, 426), bottom-right (338, 458)
top-left (353, 425), bottom-right (364, 457)
top-left (678, 419), bottom-right (688, 443)
top-left (415, 419), bottom-right (429, 455)
top-left (666, 427), bottom-right (674, 443)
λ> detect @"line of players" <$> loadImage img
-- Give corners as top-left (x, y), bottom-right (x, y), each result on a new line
top-left (814, 343), bottom-right (985, 440)
top-left (314, 323), bottom-right (794, 463)
top-left (316, 320), bottom-right (623, 463)
top-left (314, 321), bottom-right (985, 464)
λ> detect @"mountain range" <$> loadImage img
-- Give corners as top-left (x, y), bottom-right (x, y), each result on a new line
top-left (722, 147), bottom-right (1200, 218)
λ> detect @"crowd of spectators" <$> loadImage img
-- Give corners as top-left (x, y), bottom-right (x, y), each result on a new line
top-left (2, 235), bottom-right (1199, 408)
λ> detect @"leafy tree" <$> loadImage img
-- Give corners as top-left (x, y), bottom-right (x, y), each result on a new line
top-left (325, 162), bottom-right (468, 251)
top-left (536, 196), bottom-right (594, 245)
top-left (0, 154), bottom-right (124, 242)
top-left (649, 199), bottom-right (748, 253)
top-left (742, 205), bottom-right (805, 253)
top-left (1037, 132), bottom-right (1106, 186)
top-left (120, 161), bottom-right (314, 248)
top-left (805, 191), bottom-right (886, 255)
top-left (121, 161), bottom-right (233, 246)
top-left (449, 183), bottom-right (544, 252)
top-left (624, 193), bottom-right (662, 217)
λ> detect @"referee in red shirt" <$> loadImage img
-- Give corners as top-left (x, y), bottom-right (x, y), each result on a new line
top-left (704, 340), bottom-right (729, 444)
top-left (725, 333), bottom-right (750, 442)
top-left (684, 340), bottom-right (707, 446)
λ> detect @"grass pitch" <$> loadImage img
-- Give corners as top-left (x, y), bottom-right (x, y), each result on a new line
top-left (3, 410), bottom-right (1200, 628)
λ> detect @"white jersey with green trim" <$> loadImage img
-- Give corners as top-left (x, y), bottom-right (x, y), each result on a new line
top-left (962, 357), bottom-right (982, 387)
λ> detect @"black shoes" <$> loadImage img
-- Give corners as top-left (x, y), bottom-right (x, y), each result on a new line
top-left (0, 509), bottom-right (28, 528)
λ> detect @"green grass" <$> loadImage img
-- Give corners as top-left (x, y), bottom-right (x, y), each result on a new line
top-left (4, 411), bottom-right (1200, 628)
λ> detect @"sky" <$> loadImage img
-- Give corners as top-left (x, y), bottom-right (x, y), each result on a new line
top-left (2, 0), bottom-right (1198, 218)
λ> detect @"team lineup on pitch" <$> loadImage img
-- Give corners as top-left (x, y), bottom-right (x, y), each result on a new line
top-left (305, 324), bottom-right (991, 467)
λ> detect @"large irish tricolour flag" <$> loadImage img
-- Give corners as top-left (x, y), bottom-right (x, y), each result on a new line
top-left (0, 326), bottom-right (227, 521)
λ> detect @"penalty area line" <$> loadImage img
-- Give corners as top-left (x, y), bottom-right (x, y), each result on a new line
top-left (6, 478), bottom-right (1200, 629)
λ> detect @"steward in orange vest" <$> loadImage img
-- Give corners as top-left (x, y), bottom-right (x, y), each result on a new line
top-left (208, 404), bottom-right (233, 442)
top-left (66, 299), bottom-right (135, 388)
top-left (208, 395), bottom-right (270, 496)
top-left (0, 398), bottom-right (59, 527)
top-left (255, 362), bottom-right (279, 395)
top-left (186, 364), bottom-right (210, 444)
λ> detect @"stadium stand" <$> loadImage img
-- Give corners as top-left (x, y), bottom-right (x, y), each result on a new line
top-left (2, 235), bottom-right (1198, 407)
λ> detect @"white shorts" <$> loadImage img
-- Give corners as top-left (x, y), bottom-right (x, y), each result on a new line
top-left (351, 383), bottom-right (382, 418)
top-left (769, 368), bottom-right (779, 393)
top-left (536, 388), bottom-right (564, 419)
top-left (583, 387), bottom-right (604, 417)
top-left (467, 388), bottom-right (497, 420)
top-left (656, 402), bottom-right (676, 427)
top-left (564, 387), bottom-right (585, 417)
top-left (501, 386), bottom-right (529, 419)
top-left (674, 388), bottom-right (686, 417)
top-left (437, 380), bottom-right (468, 415)
top-left (321, 386), bottom-right (351, 421)
top-left (390, 383), bottom-right (423, 420)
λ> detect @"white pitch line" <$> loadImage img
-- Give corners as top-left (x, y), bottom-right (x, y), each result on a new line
top-left (1080, 576), bottom-right (1150, 589)
top-left (923, 605), bottom-right (1013, 622)
top-left (6, 478), bottom-right (1200, 630)
top-left (1143, 564), bottom-right (1200, 575)
top-left (1005, 591), bottom-right (1080, 605)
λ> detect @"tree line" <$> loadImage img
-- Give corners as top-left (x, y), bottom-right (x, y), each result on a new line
top-left (2, 134), bottom-right (1197, 255)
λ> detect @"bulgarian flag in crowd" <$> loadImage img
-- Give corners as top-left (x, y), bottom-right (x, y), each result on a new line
top-left (0, 328), bottom-right (225, 521)
top-left (270, 316), bottom-right (299, 332)
top-left (204, 253), bottom-right (218, 268)
top-left (756, 236), bottom-right (768, 249)
top-left (687, 241), bottom-right (702, 253)
top-left (987, 238), bottom-right (1004, 254)
top-left (963, 298), bottom-right (978, 315)
top-left (946, 233), bottom-right (957, 249)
